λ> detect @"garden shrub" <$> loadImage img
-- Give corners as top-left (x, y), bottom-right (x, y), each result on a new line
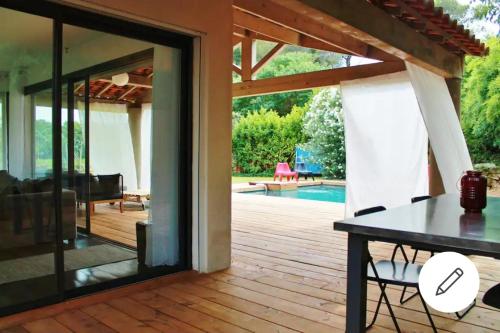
top-left (302, 88), bottom-right (346, 179)
top-left (232, 107), bottom-right (307, 175)
top-left (461, 37), bottom-right (500, 164)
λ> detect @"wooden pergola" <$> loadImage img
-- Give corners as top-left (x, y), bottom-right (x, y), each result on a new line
top-left (231, 0), bottom-right (487, 195)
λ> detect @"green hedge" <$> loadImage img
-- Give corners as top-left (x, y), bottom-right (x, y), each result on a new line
top-left (232, 107), bottom-right (307, 175)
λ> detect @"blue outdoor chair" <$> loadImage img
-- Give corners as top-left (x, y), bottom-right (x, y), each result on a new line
top-left (295, 162), bottom-right (315, 181)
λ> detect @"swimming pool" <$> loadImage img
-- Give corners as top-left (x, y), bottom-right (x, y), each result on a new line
top-left (244, 185), bottom-right (346, 203)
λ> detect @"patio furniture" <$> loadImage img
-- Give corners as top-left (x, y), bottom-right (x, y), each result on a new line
top-left (273, 162), bottom-right (298, 182)
top-left (334, 194), bottom-right (500, 333)
top-left (354, 206), bottom-right (435, 332)
top-left (483, 284), bottom-right (500, 309)
top-left (295, 162), bottom-right (315, 181)
top-left (0, 171), bottom-right (77, 248)
top-left (124, 189), bottom-right (150, 210)
top-left (74, 173), bottom-right (124, 214)
top-left (402, 195), bottom-right (476, 319)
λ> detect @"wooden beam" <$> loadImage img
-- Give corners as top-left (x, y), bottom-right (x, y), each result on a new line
top-left (233, 61), bottom-right (406, 97)
top-left (252, 43), bottom-right (285, 76)
top-left (74, 82), bottom-right (84, 94)
top-left (234, 9), bottom-right (300, 45)
top-left (118, 86), bottom-right (137, 100)
top-left (233, 0), bottom-right (376, 60)
top-left (240, 37), bottom-right (256, 81)
top-left (299, 35), bottom-right (355, 55)
top-left (232, 64), bottom-right (242, 76)
top-left (233, 36), bottom-right (242, 48)
top-left (99, 74), bottom-right (152, 89)
top-left (233, 26), bottom-right (247, 38)
top-left (285, 0), bottom-right (463, 77)
top-left (96, 82), bottom-right (114, 97)
top-left (234, 28), bottom-right (355, 56)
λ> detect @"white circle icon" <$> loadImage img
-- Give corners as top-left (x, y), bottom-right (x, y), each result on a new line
top-left (419, 252), bottom-right (479, 313)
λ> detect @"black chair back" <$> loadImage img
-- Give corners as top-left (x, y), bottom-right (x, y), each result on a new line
top-left (354, 206), bottom-right (386, 217)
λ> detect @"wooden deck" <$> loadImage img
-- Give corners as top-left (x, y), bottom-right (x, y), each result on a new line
top-left (2, 193), bottom-right (500, 332)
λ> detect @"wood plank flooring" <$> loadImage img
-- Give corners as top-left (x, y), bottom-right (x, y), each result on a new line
top-left (77, 203), bottom-right (147, 247)
top-left (2, 193), bottom-right (499, 332)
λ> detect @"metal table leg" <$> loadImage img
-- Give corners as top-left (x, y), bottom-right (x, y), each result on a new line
top-left (346, 233), bottom-right (369, 332)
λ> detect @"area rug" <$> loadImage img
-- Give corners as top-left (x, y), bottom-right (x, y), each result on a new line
top-left (0, 244), bottom-right (137, 285)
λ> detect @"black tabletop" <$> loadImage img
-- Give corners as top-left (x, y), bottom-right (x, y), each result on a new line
top-left (334, 194), bottom-right (500, 257)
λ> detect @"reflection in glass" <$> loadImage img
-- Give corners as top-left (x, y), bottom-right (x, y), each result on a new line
top-left (0, 7), bottom-right (57, 311)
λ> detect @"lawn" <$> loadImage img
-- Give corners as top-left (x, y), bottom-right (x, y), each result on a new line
top-left (232, 176), bottom-right (274, 184)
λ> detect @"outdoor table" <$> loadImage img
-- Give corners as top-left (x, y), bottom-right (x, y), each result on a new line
top-left (333, 194), bottom-right (500, 333)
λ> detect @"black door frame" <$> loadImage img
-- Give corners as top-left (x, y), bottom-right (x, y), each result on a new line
top-left (0, 0), bottom-right (193, 316)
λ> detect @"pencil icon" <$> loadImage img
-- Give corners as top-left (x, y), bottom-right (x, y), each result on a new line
top-left (436, 267), bottom-right (464, 296)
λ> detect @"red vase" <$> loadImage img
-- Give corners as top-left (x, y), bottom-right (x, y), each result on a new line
top-left (460, 170), bottom-right (487, 213)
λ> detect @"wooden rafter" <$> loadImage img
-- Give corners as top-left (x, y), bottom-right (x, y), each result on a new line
top-left (118, 86), bottom-right (137, 100)
top-left (232, 64), bottom-right (242, 76)
top-left (233, 36), bottom-right (242, 48)
top-left (234, 9), bottom-right (300, 45)
top-left (252, 43), bottom-right (285, 76)
top-left (74, 82), bottom-right (84, 94)
top-left (289, 0), bottom-right (463, 77)
top-left (98, 74), bottom-right (152, 89)
top-left (233, 61), bottom-right (406, 97)
top-left (233, 0), bottom-right (397, 62)
top-left (96, 82), bottom-right (114, 97)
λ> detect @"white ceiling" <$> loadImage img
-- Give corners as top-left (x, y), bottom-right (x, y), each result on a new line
top-left (0, 7), bottom-right (103, 71)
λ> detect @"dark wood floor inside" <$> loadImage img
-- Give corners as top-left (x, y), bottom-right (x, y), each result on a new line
top-left (77, 202), bottom-right (148, 248)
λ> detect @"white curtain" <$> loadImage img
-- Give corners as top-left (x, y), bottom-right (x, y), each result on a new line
top-left (140, 103), bottom-right (151, 191)
top-left (406, 62), bottom-right (473, 192)
top-left (84, 102), bottom-right (138, 190)
top-left (8, 69), bottom-right (32, 179)
top-left (341, 71), bottom-right (429, 217)
top-left (146, 45), bottom-right (181, 266)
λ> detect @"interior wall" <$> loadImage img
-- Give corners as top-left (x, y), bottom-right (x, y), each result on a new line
top-left (59, 0), bottom-right (233, 273)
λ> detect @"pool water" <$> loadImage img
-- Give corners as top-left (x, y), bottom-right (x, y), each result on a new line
top-left (245, 185), bottom-right (346, 203)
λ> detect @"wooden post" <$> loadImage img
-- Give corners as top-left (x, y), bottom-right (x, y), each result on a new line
top-left (429, 77), bottom-right (462, 196)
top-left (241, 37), bottom-right (255, 81)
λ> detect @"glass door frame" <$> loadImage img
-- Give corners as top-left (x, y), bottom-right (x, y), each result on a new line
top-left (0, 0), bottom-right (193, 315)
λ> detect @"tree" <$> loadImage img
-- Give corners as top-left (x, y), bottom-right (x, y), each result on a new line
top-left (302, 88), bottom-right (346, 179)
top-left (461, 37), bottom-right (500, 164)
top-left (233, 51), bottom-right (338, 116)
top-left (436, 0), bottom-right (470, 22)
top-left (436, 0), bottom-right (499, 36)
top-left (472, 0), bottom-right (499, 25)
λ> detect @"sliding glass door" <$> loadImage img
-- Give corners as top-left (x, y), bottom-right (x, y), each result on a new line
top-left (0, 0), bottom-right (192, 315)
top-left (0, 7), bottom-right (59, 313)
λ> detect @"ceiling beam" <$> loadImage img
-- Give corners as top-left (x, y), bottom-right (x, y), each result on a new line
top-left (74, 82), bottom-right (84, 94)
top-left (96, 82), bottom-right (114, 97)
top-left (233, 61), bottom-right (406, 98)
top-left (233, 36), bottom-right (242, 48)
top-left (252, 43), bottom-right (285, 76)
top-left (98, 74), bottom-right (152, 89)
top-left (232, 64), bottom-right (242, 76)
top-left (234, 9), bottom-right (300, 45)
top-left (287, 0), bottom-right (463, 77)
top-left (233, 0), bottom-right (397, 61)
top-left (118, 86), bottom-right (137, 100)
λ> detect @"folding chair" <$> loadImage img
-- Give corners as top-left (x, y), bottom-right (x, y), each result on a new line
top-left (401, 195), bottom-right (476, 319)
top-left (354, 206), bottom-right (437, 332)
